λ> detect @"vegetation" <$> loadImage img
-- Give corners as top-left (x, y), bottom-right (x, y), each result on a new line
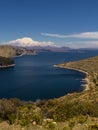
top-left (0, 56), bottom-right (98, 129)
top-left (0, 45), bottom-right (37, 68)
top-left (0, 45), bottom-right (15, 68)
top-left (0, 45), bottom-right (37, 58)
top-left (56, 55), bottom-right (98, 89)
top-left (0, 56), bottom-right (14, 67)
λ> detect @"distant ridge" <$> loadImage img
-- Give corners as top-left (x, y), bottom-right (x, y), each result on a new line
top-left (3, 37), bottom-right (71, 52)
top-left (26, 46), bottom-right (71, 52)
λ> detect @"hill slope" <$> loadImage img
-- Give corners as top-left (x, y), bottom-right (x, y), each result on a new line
top-left (0, 45), bottom-right (16, 58)
top-left (0, 45), bottom-right (37, 58)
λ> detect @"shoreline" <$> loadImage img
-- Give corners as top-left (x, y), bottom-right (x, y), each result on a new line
top-left (54, 64), bottom-right (89, 91)
top-left (14, 53), bottom-right (38, 58)
top-left (0, 64), bottom-right (15, 69)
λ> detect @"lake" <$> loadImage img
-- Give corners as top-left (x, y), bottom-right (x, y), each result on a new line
top-left (0, 50), bottom-right (98, 101)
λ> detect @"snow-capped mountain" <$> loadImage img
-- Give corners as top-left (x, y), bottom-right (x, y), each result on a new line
top-left (3, 37), bottom-right (71, 52)
top-left (5, 37), bottom-right (55, 47)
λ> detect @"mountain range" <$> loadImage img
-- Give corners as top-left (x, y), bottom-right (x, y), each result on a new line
top-left (3, 37), bottom-right (71, 52)
top-left (3, 37), bottom-right (98, 52)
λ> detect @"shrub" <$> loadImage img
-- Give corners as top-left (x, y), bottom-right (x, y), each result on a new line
top-left (68, 120), bottom-right (75, 130)
top-left (62, 126), bottom-right (68, 130)
top-left (77, 115), bottom-right (88, 124)
top-left (7, 113), bottom-right (16, 124)
top-left (88, 124), bottom-right (98, 130)
top-left (17, 104), bottom-right (43, 126)
top-left (0, 99), bottom-right (17, 120)
top-left (45, 121), bottom-right (56, 130)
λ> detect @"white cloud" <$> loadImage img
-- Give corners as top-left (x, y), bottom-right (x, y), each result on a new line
top-left (41, 32), bottom-right (98, 39)
top-left (2, 37), bottom-right (56, 47)
top-left (1, 36), bottom-right (98, 49)
top-left (41, 32), bottom-right (98, 48)
top-left (63, 41), bottom-right (98, 48)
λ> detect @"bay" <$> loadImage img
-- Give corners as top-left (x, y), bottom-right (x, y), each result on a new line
top-left (0, 50), bottom-right (98, 101)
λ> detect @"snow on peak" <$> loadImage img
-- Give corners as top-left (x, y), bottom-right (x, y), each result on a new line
top-left (3, 37), bottom-right (55, 47)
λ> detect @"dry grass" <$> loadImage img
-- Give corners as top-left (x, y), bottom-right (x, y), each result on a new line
top-left (0, 45), bottom-right (16, 58)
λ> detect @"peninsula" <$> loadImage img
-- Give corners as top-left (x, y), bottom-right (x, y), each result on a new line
top-left (55, 56), bottom-right (98, 90)
top-left (0, 45), bottom-right (16, 68)
top-left (0, 45), bottom-right (38, 58)
top-left (0, 45), bottom-right (37, 68)
top-left (0, 56), bottom-right (15, 68)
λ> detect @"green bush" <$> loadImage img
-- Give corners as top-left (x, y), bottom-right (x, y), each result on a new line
top-left (7, 113), bottom-right (16, 124)
top-left (0, 56), bottom-right (14, 66)
top-left (68, 120), bottom-right (75, 130)
top-left (31, 114), bottom-right (42, 124)
top-left (62, 126), bottom-right (68, 130)
top-left (0, 99), bottom-right (17, 120)
top-left (53, 101), bottom-right (98, 122)
top-left (45, 121), bottom-right (56, 130)
top-left (88, 124), bottom-right (98, 130)
top-left (77, 115), bottom-right (88, 124)
top-left (17, 104), bottom-right (43, 126)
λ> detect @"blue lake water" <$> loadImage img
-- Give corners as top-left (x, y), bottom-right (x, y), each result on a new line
top-left (0, 50), bottom-right (98, 101)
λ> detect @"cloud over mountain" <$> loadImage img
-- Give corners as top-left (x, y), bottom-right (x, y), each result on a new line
top-left (3, 37), bottom-right (56, 47)
top-left (1, 35), bottom-right (98, 49)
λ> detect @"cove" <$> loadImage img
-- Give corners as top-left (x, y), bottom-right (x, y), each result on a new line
top-left (0, 50), bottom-right (98, 101)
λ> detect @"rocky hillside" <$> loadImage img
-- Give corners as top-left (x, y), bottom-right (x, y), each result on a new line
top-left (15, 47), bottom-right (37, 56)
top-left (0, 45), bottom-right (37, 58)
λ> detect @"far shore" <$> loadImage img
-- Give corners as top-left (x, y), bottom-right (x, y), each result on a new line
top-left (54, 64), bottom-right (89, 91)
top-left (0, 64), bottom-right (15, 69)
top-left (0, 52), bottom-right (37, 68)
top-left (14, 53), bottom-right (38, 58)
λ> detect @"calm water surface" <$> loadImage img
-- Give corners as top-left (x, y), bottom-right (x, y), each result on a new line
top-left (0, 50), bottom-right (98, 101)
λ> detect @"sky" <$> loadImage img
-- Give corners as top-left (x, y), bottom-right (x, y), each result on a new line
top-left (0, 0), bottom-right (98, 48)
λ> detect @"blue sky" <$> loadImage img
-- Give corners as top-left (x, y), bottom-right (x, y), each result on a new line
top-left (0, 0), bottom-right (98, 48)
